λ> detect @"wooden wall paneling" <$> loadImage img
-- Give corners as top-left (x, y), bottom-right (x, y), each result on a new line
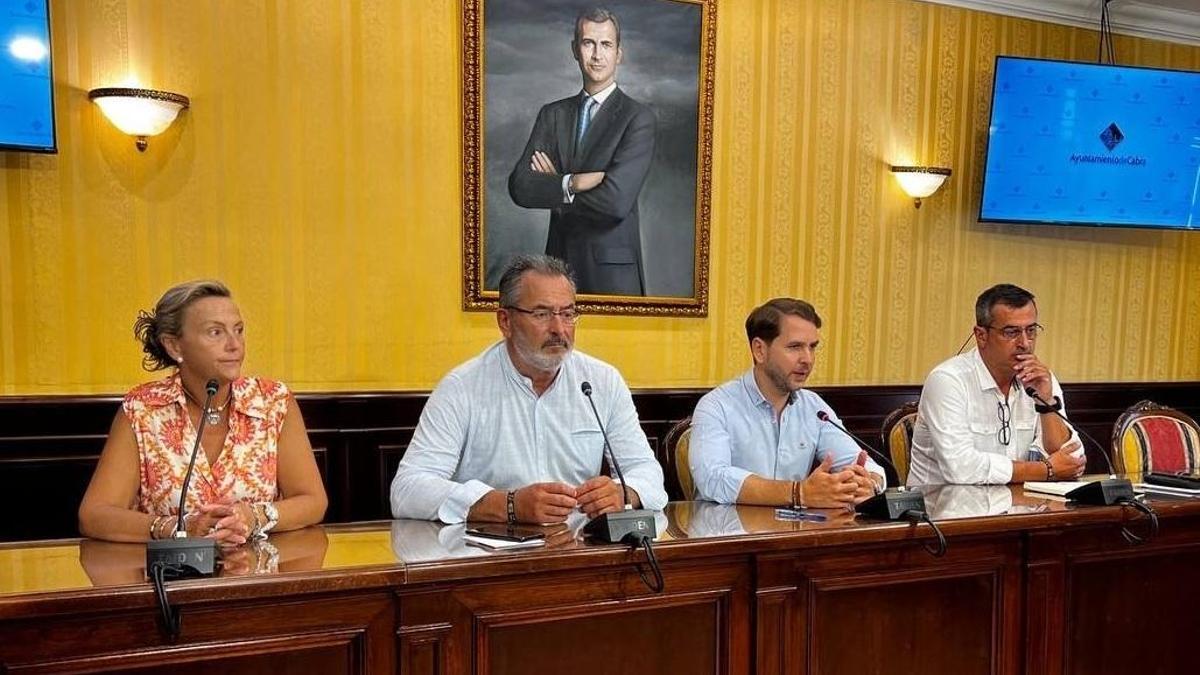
top-left (2, 383), bottom-right (1199, 540)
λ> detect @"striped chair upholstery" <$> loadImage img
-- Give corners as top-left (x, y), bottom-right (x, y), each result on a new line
top-left (880, 401), bottom-right (920, 485)
top-left (664, 417), bottom-right (694, 501)
top-left (1112, 400), bottom-right (1200, 475)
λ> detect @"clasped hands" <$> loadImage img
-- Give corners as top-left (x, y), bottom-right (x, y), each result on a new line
top-left (184, 499), bottom-right (255, 548)
top-left (512, 476), bottom-right (626, 525)
top-left (802, 452), bottom-right (881, 509)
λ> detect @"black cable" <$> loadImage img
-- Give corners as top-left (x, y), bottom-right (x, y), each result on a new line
top-left (632, 536), bottom-right (665, 593)
top-left (954, 331), bottom-right (974, 356)
top-left (1116, 497), bottom-right (1158, 545)
top-left (906, 510), bottom-right (947, 557)
top-left (1098, 0), bottom-right (1117, 65)
top-left (149, 561), bottom-right (184, 640)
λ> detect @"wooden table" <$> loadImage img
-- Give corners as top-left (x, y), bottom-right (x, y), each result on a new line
top-left (1, 482), bottom-right (1196, 674)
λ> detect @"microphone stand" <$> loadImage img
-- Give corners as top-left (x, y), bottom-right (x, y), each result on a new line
top-left (146, 378), bottom-right (223, 638)
top-left (1022, 387), bottom-right (1155, 543)
top-left (580, 382), bottom-right (663, 592)
top-left (816, 411), bottom-right (945, 556)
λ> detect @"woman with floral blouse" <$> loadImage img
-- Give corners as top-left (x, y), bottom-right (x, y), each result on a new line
top-left (79, 280), bottom-right (326, 545)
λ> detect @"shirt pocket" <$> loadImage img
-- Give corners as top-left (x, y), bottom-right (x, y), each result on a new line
top-left (570, 428), bottom-right (607, 470)
top-left (968, 420), bottom-right (1002, 445)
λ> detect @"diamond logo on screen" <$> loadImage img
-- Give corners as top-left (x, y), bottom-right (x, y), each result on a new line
top-left (1100, 123), bottom-right (1124, 151)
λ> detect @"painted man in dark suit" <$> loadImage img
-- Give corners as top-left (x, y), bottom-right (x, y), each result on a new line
top-left (507, 6), bottom-right (656, 296)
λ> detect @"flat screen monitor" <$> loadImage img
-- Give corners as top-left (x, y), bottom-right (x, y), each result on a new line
top-left (979, 56), bottom-right (1199, 230)
top-left (0, 0), bottom-right (55, 153)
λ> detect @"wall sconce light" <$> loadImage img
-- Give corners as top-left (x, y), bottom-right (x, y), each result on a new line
top-left (890, 165), bottom-right (952, 208)
top-left (88, 87), bottom-right (190, 152)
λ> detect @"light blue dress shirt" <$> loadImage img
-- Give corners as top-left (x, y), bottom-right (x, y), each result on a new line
top-left (689, 369), bottom-right (886, 504)
top-left (390, 341), bottom-right (668, 523)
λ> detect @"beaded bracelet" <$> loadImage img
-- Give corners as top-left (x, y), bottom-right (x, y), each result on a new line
top-left (1042, 457), bottom-right (1056, 480)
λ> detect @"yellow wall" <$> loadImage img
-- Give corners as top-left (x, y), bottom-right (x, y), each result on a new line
top-left (2, 0), bottom-right (1199, 395)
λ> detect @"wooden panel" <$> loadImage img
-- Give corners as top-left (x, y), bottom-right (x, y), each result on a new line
top-left (0, 593), bottom-right (394, 675)
top-left (1065, 545), bottom-right (1200, 675)
top-left (779, 535), bottom-right (1023, 675)
top-left (483, 600), bottom-right (721, 675)
top-left (399, 557), bottom-right (752, 675)
top-left (1, 383), bottom-right (1198, 540)
top-left (812, 572), bottom-right (996, 675)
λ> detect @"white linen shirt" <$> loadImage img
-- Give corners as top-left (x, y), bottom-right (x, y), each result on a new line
top-left (906, 349), bottom-right (1077, 486)
top-left (689, 369), bottom-right (886, 504)
top-left (389, 341), bottom-right (668, 522)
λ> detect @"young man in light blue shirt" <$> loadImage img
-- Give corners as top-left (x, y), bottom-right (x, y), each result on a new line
top-left (690, 298), bottom-right (886, 507)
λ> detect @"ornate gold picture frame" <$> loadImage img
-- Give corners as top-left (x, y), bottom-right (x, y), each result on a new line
top-left (462, 0), bottom-right (715, 316)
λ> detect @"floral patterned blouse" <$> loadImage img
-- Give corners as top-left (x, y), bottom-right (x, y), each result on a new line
top-left (124, 372), bottom-right (290, 516)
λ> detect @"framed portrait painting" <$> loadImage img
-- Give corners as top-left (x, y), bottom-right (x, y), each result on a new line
top-left (462, 0), bottom-right (716, 316)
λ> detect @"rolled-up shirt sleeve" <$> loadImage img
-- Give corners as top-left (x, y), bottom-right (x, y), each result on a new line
top-left (390, 374), bottom-right (494, 523)
top-left (603, 373), bottom-right (668, 511)
top-left (690, 396), bottom-right (753, 504)
top-left (921, 370), bottom-right (1014, 484)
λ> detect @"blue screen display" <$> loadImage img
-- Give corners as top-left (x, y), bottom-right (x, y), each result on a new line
top-left (0, 0), bottom-right (54, 153)
top-left (980, 56), bottom-right (1200, 230)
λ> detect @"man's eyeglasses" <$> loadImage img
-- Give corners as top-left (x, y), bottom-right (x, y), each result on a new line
top-left (996, 400), bottom-right (1011, 446)
top-left (987, 323), bottom-right (1044, 341)
top-left (503, 306), bottom-right (581, 325)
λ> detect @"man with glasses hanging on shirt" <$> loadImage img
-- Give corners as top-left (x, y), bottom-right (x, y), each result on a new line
top-left (906, 284), bottom-right (1086, 486)
top-left (390, 254), bottom-right (667, 524)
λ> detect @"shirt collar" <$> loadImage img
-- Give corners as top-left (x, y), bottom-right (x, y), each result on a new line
top-left (739, 368), bottom-right (781, 411)
top-left (968, 349), bottom-right (1001, 393)
top-left (497, 340), bottom-right (565, 397)
top-left (164, 371), bottom-right (265, 419)
top-left (582, 81), bottom-right (618, 107)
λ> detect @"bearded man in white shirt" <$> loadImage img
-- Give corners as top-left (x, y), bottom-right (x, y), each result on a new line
top-left (906, 284), bottom-right (1087, 486)
top-left (390, 254), bottom-right (667, 524)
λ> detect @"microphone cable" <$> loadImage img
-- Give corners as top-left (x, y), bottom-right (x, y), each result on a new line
top-left (632, 535), bottom-right (665, 593)
top-left (1115, 496), bottom-right (1159, 545)
top-left (149, 560), bottom-right (186, 640)
top-left (904, 510), bottom-right (947, 557)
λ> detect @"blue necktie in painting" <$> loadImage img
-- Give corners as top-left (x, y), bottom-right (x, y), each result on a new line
top-left (576, 96), bottom-right (598, 146)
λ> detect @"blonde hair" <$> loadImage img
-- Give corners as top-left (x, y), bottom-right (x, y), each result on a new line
top-left (133, 280), bottom-right (232, 371)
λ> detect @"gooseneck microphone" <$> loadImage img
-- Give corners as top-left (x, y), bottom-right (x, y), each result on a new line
top-left (173, 378), bottom-right (220, 536)
top-left (146, 378), bottom-right (223, 637)
top-left (581, 381), bottom-right (630, 508)
top-left (816, 410), bottom-right (901, 484)
top-left (580, 381), bottom-right (663, 592)
top-left (1021, 387), bottom-right (1152, 540)
top-left (816, 411), bottom-right (945, 556)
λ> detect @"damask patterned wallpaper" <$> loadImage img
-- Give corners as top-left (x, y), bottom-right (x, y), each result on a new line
top-left (1, 0), bottom-right (1198, 394)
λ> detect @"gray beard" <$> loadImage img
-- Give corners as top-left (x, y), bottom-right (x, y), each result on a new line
top-left (513, 337), bottom-right (571, 374)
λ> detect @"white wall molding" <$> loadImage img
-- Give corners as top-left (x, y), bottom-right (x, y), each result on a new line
top-left (919, 0), bottom-right (1200, 47)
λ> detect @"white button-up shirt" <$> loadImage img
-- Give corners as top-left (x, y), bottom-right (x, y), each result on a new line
top-left (689, 369), bottom-right (886, 504)
top-left (906, 350), bottom-right (1077, 486)
top-left (390, 342), bottom-right (668, 522)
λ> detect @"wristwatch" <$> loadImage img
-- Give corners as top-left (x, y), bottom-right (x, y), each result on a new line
top-left (1034, 395), bottom-right (1063, 414)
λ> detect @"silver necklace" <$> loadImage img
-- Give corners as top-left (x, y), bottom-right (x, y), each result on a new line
top-left (184, 387), bottom-right (232, 425)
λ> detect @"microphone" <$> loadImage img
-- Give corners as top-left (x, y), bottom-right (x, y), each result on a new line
top-left (1021, 386), bottom-right (1135, 507)
top-left (579, 381), bottom-right (657, 545)
top-left (146, 378), bottom-right (221, 579)
top-left (815, 410), bottom-right (930, 525)
top-left (816, 410), bottom-right (900, 483)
